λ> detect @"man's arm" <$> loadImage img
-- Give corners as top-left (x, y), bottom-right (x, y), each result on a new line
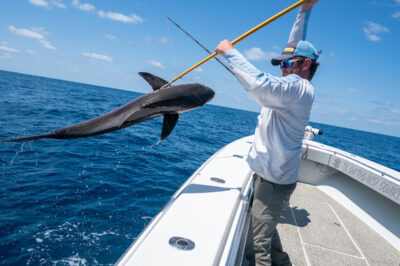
top-left (216, 43), bottom-right (306, 110)
top-left (289, 0), bottom-right (318, 42)
top-left (214, 1), bottom-right (318, 108)
top-left (301, 0), bottom-right (319, 11)
top-left (215, 0), bottom-right (318, 56)
top-left (215, 40), bottom-right (262, 78)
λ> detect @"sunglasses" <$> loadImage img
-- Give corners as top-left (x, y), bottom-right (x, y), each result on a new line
top-left (280, 58), bottom-right (304, 68)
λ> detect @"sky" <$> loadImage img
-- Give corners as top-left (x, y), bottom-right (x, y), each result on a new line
top-left (0, 0), bottom-right (400, 137)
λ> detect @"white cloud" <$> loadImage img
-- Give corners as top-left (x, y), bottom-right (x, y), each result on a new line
top-left (105, 34), bottom-right (117, 41)
top-left (51, 0), bottom-right (66, 9)
top-left (367, 118), bottom-right (400, 126)
top-left (158, 37), bottom-right (168, 44)
top-left (79, 3), bottom-right (95, 11)
top-left (97, 10), bottom-right (143, 24)
top-left (32, 27), bottom-right (48, 34)
top-left (190, 76), bottom-right (202, 81)
top-left (363, 21), bottom-right (389, 41)
top-left (0, 53), bottom-right (12, 60)
top-left (391, 108), bottom-right (400, 114)
top-left (39, 39), bottom-right (56, 50)
top-left (0, 45), bottom-right (20, 53)
top-left (392, 11), bottom-right (400, 18)
top-left (71, 1), bottom-right (143, 24)
top-left (363, 29), bottom-right (380, 41)
top-left (146, 60), bottom-right (165, 70)
top-left (72, 0), bottom-right (95, 11)
top-left (9, 25), bottom-right (56, 50)
top-left (8, 25), bottom-right (45, 40)
top-left (346, 87), bottom-right (367, 94)
top-left (367, 21), bottom-right (389, 33)
top-left (29, 0), bottom-right (49, 7)
top-left (386, 121), bottom-right (400, 126)
top-left (29, 0), bottom-right (66, 9)
top-left (336, 108), bottom-right (348, 114)
top-left (371, 100), bottom-right (392, 106)
top-left (194, 67), bottom-right (203, 73)
top-left (244, 47), bottom-right (267, 61)
top-left (26, 49), bottom-right (36, 54)
top-left (243, 47), bottom-right (279, 61)
top-left (367, 119), bottom-right (383, 124)
top-left (83, 52), bottom-right (112, 62)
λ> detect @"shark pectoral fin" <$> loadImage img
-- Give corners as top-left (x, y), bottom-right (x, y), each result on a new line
top-left (161, 114), bottom-right (179, 140)
top-left (138, 72), bottom-right (170, 91)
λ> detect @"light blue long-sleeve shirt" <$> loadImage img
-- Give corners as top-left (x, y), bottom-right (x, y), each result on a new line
top-left (225, 9), bottom-right (314, 184)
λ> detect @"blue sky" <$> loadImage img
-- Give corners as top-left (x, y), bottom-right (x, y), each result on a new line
top-left (1, 0), bottom-right (400, 137)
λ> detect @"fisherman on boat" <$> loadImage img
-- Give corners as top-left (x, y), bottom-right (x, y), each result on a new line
top-left (215, 0), bottom-right (319, 265)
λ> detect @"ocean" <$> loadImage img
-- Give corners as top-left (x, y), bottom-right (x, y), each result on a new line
top-left (1, 70), bottom-right (399, 265)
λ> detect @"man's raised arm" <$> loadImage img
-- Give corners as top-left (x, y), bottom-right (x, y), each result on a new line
top-left (289, 0), bottom-right (319, 42)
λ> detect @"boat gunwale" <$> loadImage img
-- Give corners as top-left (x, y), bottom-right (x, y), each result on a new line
top-left (304, 140), bottom-right (400, 183)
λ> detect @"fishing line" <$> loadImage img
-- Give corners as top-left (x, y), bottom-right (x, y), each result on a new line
top-left (166, 17), bottom-right (177, 68)
top-left (166, 16), bottom-right (235, 77)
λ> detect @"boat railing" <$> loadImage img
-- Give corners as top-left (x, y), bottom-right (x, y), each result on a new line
top-left (304, 141), bottom-right (400, 183)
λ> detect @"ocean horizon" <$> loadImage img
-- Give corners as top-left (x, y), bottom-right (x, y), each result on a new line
top-left (2, 68), bottom-right (399, 139)
top-left (1, 69), bottom-right (399, 264)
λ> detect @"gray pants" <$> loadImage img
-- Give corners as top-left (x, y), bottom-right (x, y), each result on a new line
top-left (246, 174), bottom-right (296, 266)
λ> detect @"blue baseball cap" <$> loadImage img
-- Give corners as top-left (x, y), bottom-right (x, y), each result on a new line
top-left (271, 40), bottom-right (319, 66)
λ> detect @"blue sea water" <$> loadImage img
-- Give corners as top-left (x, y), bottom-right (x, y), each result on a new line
top-left (0, 70), bottom-right (399, 265)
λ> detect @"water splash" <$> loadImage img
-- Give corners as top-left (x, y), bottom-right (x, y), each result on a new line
top-left (9, 142), bottom-right (25, 165)
top-left (52, 253), bottom-right (88, 266)
top-left (144, 139), bottom-right (162, 150)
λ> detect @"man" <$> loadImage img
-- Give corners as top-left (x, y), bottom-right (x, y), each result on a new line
top-left (215, 1), bottom-right (319, 265)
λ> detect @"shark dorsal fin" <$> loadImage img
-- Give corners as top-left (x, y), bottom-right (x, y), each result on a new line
top-left (138, 72), bottom-right (170, 91)
top-left (161, 114), bottom-right (179, 140)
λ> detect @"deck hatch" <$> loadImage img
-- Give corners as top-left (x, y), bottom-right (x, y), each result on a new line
top-left (169, 237), bottom-right (195, 250)
top-left (210, 177), bottom-right (226, 183)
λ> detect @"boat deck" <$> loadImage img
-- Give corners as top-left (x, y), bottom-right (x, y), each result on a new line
top-left (117, 136), bottom-right (400, 266)
top-left (277, 182), bottom-right (400, 266)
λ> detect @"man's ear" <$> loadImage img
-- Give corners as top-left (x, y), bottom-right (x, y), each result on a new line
top-left (302, 58), bottom-right (312, 71)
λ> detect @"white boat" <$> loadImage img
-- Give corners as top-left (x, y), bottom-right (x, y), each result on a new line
top-left (116, 128), bottom-right (400, 266)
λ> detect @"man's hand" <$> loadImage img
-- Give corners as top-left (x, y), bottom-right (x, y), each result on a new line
top-left (301, 0), bottom-right (318, 11)
top-left (215, 40), bottom-right (234, 57)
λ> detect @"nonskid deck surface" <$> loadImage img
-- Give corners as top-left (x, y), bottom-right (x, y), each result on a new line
top-left (277, 183), bottom-right (400, 266)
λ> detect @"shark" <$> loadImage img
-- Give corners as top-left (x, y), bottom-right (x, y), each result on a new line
top-left (2, 72), bottom-right (215, 142)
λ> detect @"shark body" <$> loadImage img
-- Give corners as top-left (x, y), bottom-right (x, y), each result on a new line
top-left (2, 73), bottom-right (215, 142)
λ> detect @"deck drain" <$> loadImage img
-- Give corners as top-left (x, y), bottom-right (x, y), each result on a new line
top-left (210, 177), bottom-right (226, 183)
top-left (169, 237), bottom-right (195, 250)
top-left (233, 154), bottom-right (244, 158)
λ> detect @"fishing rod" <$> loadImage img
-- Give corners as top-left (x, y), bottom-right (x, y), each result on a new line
top-left (166, 16), bottom-right (235, 76)
top-left (166, 0), bottom-right (306, 86)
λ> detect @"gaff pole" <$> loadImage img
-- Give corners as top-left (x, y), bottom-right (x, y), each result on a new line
top-left (168, 0), bottom-right (306, 85)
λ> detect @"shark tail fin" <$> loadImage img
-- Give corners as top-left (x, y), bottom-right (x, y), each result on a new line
top-left (1, 133), bottom-right (50, 142)
top-left (138, 72), bottom-right (170, 91)
top-left (161, 114), bottom-right (179, 140)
